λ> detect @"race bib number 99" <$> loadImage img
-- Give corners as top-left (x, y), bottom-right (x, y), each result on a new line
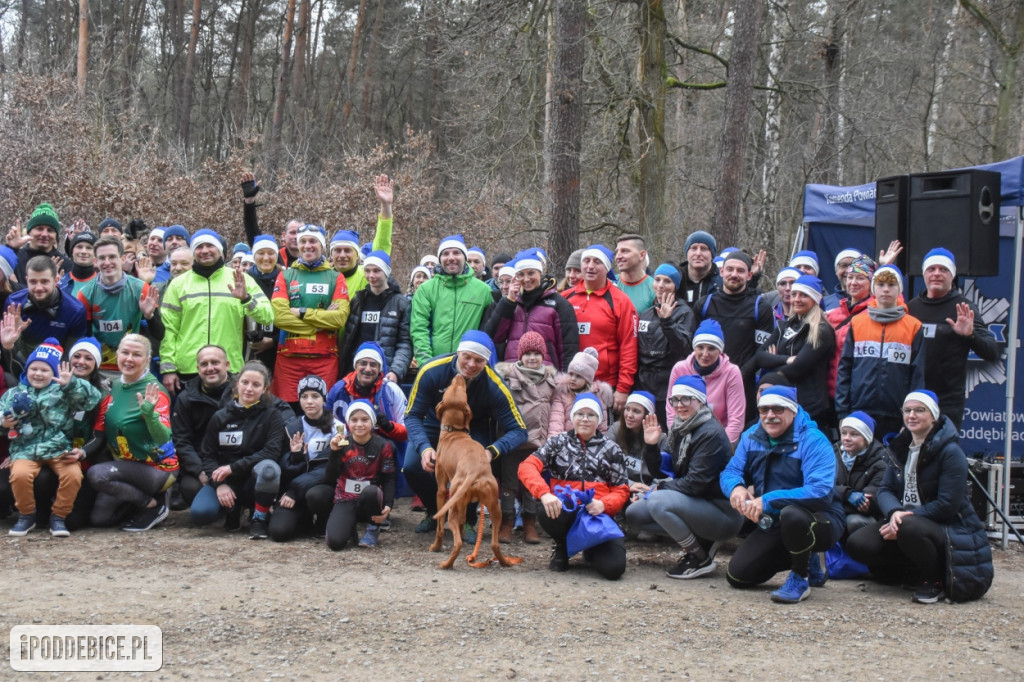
top-left (886, 344), bottom-right (912, 365)
top-left (219, 431), bottom-right (243, 446)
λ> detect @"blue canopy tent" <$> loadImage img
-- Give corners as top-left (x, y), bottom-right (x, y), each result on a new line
top-left (801, 157), bottom-right (1024, 545)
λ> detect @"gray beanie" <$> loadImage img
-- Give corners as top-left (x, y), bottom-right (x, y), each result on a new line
top-left (565, 249), bottom-right (584, 271)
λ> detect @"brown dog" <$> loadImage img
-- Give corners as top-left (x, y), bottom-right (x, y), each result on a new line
top-left (428, 374), bottom-right (521, 569)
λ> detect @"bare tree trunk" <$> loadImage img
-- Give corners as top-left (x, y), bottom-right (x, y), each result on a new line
top-left (360, 0), bottom-right (384, 132)
top-left (547, 0), bottom-right (587, 273)
top-left (810, 0), bottom-right (843, 184)
top-left (926, 2), bottom-right (960, 169)
top-left (636, 0), bottom-right (668, 251)
top-left (340, 0), bottom-right (368, 132)
top-left (292, 0), bottom-right (309, 105)
top-left (233, 0), bottom-right (258, 137)
top-left (178, 0), bottom-right (201, 145)
top-left (268, 0), bottom-right (297, 178)
top-left (76, 0), bottom-right (87, 99)
top-left (709, 0), bottom-right (765, 249)
top-left (758, 0), bottom-right (786, 262)
top-left (17, 0), bottom-right (28, 70)
top-left (543, 8), bottom-right (555, 186)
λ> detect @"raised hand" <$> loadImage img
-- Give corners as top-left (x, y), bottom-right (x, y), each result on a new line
top-left (374, 174), bottom-right (394, 208)
top-left (229, 263), bottom-right (248, 300)
top-left (139, 284), bottom-right (159, 318)
top-left (947, 302), bottom-right (974, 337)
top-left (135, 254), bottom-right (156, 283)
top-left (655, 290), bottom-right (676, 318)
top-left (878, 240), bottom-right (903, 266)
top-left (55, 361), bottom-right (73, 386)
top-left (642, 413), bottom-right (662, 445)
top-left (1, 304), bottom-right (30, 350)
top-left (751, 249), bottom-right (767, 277)
top-left (289, 430), bottom-right (305, 454)
top-left (241, 171), bottom-right (260, 201)
top-left (6, 219), bottom-right (28, 248)
top-left (136, 381), bottom-right (162, 408)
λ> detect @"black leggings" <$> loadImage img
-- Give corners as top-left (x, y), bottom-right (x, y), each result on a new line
top-left (845, 515), bottom-right (946, 583)
top-left (325, 485), bottom-right (384, 551)
top-left (270, 485), bottom-right (334, 542)
top-left (726, 505), bottom-right (838, 587)
top-left (538, 506), bottom-right (627, 581)
top-left (87, 460), bottom-right (174, 527)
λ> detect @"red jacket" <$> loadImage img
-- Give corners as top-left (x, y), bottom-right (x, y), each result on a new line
top-left (563, 280), bottom-right (638, 394)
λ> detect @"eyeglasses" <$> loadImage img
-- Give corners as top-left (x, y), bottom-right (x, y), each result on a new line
top-left (902, 406), bottom-right (929, 415)
top-left (668, 396), bottom-right (696, 407)
top-left (572, 412), bottom-right (598, 421)
top-left (757, 405), bottom-right (787, 416)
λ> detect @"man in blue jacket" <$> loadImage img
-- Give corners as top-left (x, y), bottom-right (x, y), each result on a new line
top-left (719, 386), bottom-right (845, 604)
top-left (405, 330), bottom-right (528, 534)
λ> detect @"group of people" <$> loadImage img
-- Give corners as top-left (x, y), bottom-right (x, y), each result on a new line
top-left (0, 175), bottom-right (1000, 606)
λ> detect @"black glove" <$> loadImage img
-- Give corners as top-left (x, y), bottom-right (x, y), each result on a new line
top-left (241, 178), bottom-right (260, 199)
top-left (126, 218), bottom-right (148, 240)
top-left (375, 410), bottom-right (392, 433)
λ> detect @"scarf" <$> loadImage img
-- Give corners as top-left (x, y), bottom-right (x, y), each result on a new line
top-left (247, 264), bottom-right (279, 287)
top-left (98, 273), bottom-right (128, 295)
top-left (193, 257), bottom-right (225, 279)
top-left (516, 362), bottom-right (547, 385)
top-left (71, 262), bottom-right (95, 280)
top-left (694, 358), bottom-right (719, 377)
top-left (23, 289), bottom-right (61, 318)
top-left (300, 255), bottom-right (328, 270)
top-left (841, 447), bottom-right (865, 471)
top-left (667, 404), bottom-right (713, 473)
top-left (868, 306), bottom-right (906, 324)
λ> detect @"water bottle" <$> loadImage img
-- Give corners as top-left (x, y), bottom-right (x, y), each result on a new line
top-left (758, 515), bottom-right (775, 530)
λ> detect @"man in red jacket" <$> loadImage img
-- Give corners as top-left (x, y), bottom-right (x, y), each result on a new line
top-left (563, 244), bottom-right (638, 414)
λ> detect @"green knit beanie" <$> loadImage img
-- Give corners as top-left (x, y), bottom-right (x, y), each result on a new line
top-left (25, 203), bottom-right (60, 234)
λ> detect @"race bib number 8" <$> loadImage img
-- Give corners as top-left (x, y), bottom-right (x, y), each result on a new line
top-left (306, 283), bottom-right (328, 295)
top-left (98, 319), bottom-right (124, 333)
top-left (344, 478), bottom-right (369, 495)
top-left (219, 431), bottom-right (244, 446)
top-left (362, 310), bottom-right (380, 324)
top-left (578, 322), bottom-right (591, 335)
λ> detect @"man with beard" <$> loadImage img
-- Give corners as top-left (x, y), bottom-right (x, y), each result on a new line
top-left (614, 233), bottom-right (656, 313)
top-left (694, 250), bottom-right (774, 411)
top-left (14, 203), bottom-right (71, 284)
top-left (2, 256), bottom-right (87, 374)
top-left (159, 229), bottom-right (273, 395)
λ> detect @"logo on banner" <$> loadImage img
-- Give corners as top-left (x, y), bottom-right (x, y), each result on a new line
top-left (963, 279), bottom-right (1010, 396)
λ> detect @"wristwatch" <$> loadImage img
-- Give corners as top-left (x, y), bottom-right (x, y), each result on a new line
top-left (299, 308), bottom-right (307, 318)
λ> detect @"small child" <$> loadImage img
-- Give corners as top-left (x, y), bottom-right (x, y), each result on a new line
top-left (0, 338), bottom-right (102, 537)
top-left (549, 347), bottom-right (613, 436)
top-left (495, 331), bottom-right (559, 543)
top-left (323, 400), bottom-right (397, 551)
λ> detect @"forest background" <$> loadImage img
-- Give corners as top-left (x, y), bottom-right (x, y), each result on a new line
top-left (0, 0), bottom-right (1022, 278)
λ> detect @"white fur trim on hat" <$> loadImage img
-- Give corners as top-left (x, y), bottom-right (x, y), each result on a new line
top-left (692, 332), bottom-right (724, 352)
top-left (758, 392), bottom-right (798, 413)
top-left (904, 391), bottom-right (940, 419)
top-left (514, 257), bottom-right (544, 273)
top-left (775, 267), bottom-right (801, 285)
top-left (345, 401), bottom-right (377, 426)
top-left (570, 397), bottom-right (602, 420)
top-left (457, 339), bottom-right (492, 361)
top-left (580, 247), bottom-right (612, 272)
top-left (791, 281), bottom-right (823, 303)
top-left (353, 346), bottom-right (384, 368)
top-left (841, 416), bottom-right (874, 443)
top-left (789, 254), bottom-right (819, 274)
top-left (498, 264), bottom-right (517, 279)
top-left (834, 249), bottom-right (862, 269)
top-left (190, 233), bottom-right (223, 254)
top-left (69, 339), bottom-right (102, 366)
top-left (922, 253), bottom-right (956, 278)
top-left (437, 237), bottom-right (468, 258)
top-left (670, 383), bottom-right (708, 404)
top-left (363, 255), bottom-right (391, 277)
top-left (626, 393), bottom-right (655, 415)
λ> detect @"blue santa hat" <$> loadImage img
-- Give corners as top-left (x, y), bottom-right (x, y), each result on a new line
top-left (190, 228), bottom-right (224, 255)
top-left (363, 250), bottom-right (392, 277)
top-left (789, 250), bottom-right (820, 275)
top-left (922, 247), bottom-right (956, 278)
top-left (437, 234), bottom-right (469, 258)
top-left (758, 386), bottom-right (798, 413)
top-left (570, 392), bottom-right (604, 421)
top-left (252, 234), bottom-right (279, 254)
top-left (330, 229), bottom-right (360, 251)
top-left (457, 330), bottom-right (497, 368)
top-left (670, 375), bottom-right (707, 404)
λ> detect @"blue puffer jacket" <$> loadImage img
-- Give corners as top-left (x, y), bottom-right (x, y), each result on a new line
top-left (877, 416), bottom-right (993, 602)
top-left (720, 407), bottom-right (845, 530)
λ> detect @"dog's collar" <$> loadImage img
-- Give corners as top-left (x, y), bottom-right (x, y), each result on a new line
top-left (441, 425), bottom-right (469, 433)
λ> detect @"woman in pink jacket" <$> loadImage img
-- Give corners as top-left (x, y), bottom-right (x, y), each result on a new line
top-left (665, 319), bottom-right (745, 445)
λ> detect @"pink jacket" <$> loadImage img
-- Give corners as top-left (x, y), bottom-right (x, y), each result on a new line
top-left (666, 353), bottom-right (745, 444)
top-left (548, 374), bottom-right (614, 437)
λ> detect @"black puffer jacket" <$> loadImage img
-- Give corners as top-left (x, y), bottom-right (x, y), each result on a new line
top-left (200, 399), bottom-right (287, 482)
top-left (635, 302), bottom-right (695, 400)
top-left (339, 280), bottom-right (412, 379)
top-left (833, 439), bottom-right (887, 517)
top-left (878, 416), bottom-right (993, 602)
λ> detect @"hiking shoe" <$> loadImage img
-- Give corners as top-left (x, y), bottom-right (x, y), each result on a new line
top-left (379, 518), bottom-right (391, 532)
top-left (410, 495), bottom-right (427, 512)
top-left (667, 553), bottom-right (716, 579)
top-left (461, 523), bottom-right (477, 544)
top-left (414, 514), bottom-right (436, 534)
top-left (912, 580), bottom-right (944, 604)
top-left (549, 544), bottom-right (569, 572)
top-left (224, 506), bottom-right (243, 532)
top-left (771, 571), bottom-right (811, 604)
top-left (122, 501), bottom-right (169, 532)
top-left (49, 515), bottom-right (70, 537)
top-left (359, 524), bottom-right (380, 548)
top-left (249, 515), bottom-right (269, 540)
top-left (169, 487), bottom-right (188, 511)
top-left (9, 513), bottom-right (36, 536)
top-left (807, 552), bottom-right (827, 587)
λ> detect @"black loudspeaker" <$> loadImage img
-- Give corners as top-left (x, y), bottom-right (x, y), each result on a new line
top-left (907, 169), bottom-right (1000, 277)
top-left (874, 175), bottom-right (910, 273)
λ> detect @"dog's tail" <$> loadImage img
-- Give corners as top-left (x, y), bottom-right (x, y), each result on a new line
top-left (433, 476), bottom-right (475, 520)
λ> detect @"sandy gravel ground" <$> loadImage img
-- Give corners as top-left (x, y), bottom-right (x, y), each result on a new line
top-left (3, 505), bottom-right (1023, 680)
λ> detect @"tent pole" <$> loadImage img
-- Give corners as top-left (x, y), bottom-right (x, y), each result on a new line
top-left (1003, 206), bottom-right (1023, 549)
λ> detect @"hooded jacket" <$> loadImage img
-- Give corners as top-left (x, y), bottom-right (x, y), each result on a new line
top-left (563, 279), bottom-right (639, 394)
top-left (410, 268), bottom-right (493, 365)
top-left (548, 373), bottom-right (614, 437)
top-left (200, 399), bottom-right (287, 481)
top-left (835, 302), bottom-right (925, 421)
top-left (495, 361), bottom-right (558, 451)
top-left (877, 416), bottom-right (993, 602)
top-left (484, 278), bottom-right (580, 372)
top-left (720, 407), bottom-right (845, 531)
top-left (833, 439), bottom-right (888, 517)
top-left (0, 376), bottom-right (101, 461)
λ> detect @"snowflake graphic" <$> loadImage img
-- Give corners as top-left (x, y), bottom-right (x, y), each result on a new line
top-left (962, 278), bottom-right (1011, 395)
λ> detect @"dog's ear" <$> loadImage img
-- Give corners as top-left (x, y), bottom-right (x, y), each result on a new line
top-left (435, 400), bottom-right (447, 420)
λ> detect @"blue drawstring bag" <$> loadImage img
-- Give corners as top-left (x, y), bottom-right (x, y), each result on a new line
top-left (824, 541), bottom-right (869, 579)
top-left (553, 485), bottom-right (625, 557)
